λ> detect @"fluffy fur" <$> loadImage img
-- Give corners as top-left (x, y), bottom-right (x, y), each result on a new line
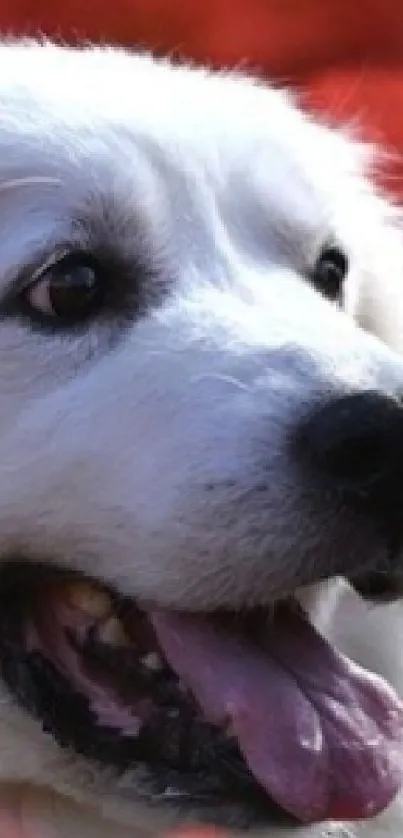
top-left (0, 41), bottom-right (402, 837)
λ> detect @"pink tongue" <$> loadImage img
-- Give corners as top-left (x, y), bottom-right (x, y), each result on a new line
top-left (150, 608), bottom-right (403, 824)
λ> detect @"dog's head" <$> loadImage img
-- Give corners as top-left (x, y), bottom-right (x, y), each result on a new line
top-left (1, 41), bottom-right (403, 832)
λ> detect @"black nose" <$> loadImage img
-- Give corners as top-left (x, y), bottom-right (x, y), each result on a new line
top-left (299, 391), bottom-right (403, 495)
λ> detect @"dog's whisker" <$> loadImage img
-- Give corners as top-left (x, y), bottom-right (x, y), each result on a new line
top-left (190, 373), bottom-right (252, 393)
top-left (0, 175), bottom-right (62, 194)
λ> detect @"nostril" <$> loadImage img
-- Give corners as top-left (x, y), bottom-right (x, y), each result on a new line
top-left (299, 392), bottom-right (403, 491)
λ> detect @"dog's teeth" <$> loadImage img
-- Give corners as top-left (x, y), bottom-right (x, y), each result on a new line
top-left (224, 718), bottom-right (236, 739)
top-left (141, 652), bottom-right (163, 671)
top-left (66, 582), bottom-right (112, 619)
top-left (97, 616), bottom-right (129, 646)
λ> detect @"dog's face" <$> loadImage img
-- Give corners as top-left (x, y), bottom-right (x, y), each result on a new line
top-left (2, 42), bottom-right (403, 834)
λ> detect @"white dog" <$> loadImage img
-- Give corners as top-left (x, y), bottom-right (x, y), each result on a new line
top-left (1, 41), bottom-right (403, 838)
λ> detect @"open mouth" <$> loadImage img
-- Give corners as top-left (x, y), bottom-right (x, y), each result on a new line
top-left (0, 563), bottom-right (402, 827)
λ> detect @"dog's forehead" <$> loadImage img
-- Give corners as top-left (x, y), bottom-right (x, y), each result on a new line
top-left (0, 44), bottom-right (360, 182)
top-left (0, 43), bottom-right (377, 274)
top-left (0, 45), bottom-right (283, 144)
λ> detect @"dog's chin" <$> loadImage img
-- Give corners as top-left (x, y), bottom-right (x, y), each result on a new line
top-left (0, 562), bottom-right (402, 831)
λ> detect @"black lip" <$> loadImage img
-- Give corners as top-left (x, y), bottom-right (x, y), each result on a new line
top-left (350, 570), bottom-right (403, 602)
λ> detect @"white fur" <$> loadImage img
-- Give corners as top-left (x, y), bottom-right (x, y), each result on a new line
top-left (0, 41), bottom-right (401, 836)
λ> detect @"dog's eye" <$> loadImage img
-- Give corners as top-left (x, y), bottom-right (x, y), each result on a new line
top-left (23, 253), bottom-right (106, 324)
top-left (312, 246), bottom-right (348, 299)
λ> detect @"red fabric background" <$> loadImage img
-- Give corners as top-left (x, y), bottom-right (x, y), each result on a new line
top-left (1, 0), bottom-right (403, 191)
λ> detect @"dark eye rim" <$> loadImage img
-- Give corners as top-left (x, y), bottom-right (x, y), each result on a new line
top-left (311, 244), bottom-right (349, 300)
top-left (0, 248), bottom-right (117, 334)
top-left (19, 250), bottom-right (107, 328)
top-left (0, 246), bottom-right (161, 335)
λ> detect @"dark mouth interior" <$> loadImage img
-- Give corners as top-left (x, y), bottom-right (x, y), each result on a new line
top-left (0, 562), bottom-right (401, 828)
top-left (0, 562), bottom-right (293, 827)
